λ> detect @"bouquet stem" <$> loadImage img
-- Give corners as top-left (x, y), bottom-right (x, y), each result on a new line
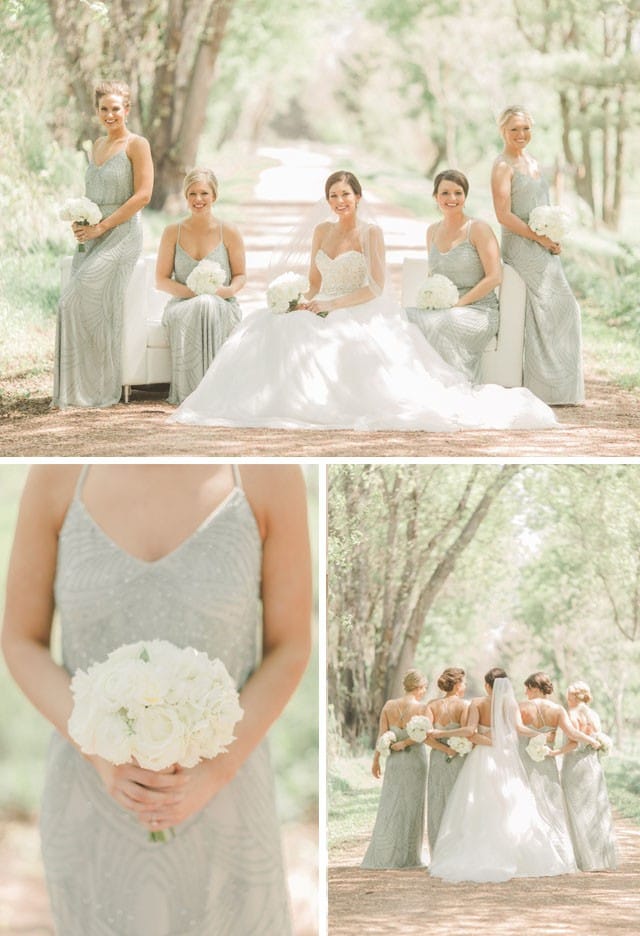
top-left (149, 826), bottom-right (176, 844)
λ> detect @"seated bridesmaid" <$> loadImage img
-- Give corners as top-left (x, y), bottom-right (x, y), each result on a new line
top-left (405, 170), bottom-right (501, 382)
top-left (156, 168), bottom-right (246, 404)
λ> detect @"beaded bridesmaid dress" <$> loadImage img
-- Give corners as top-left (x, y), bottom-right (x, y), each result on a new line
top-left (426, 722), bottom-right (466, 851)
top-left (361, 726), bottom-right (428, 868)
top-left (162, 224), bottom-right (241, 404)
top-left (561, 744), bottom-right (617, 871)
top-left (40, 466), bottom-right (292, 935)
top-left (53, 150), bottom-right (142, 407)
top-left (405, 222), bottom-right (499, 382)
top-left (501, 169), bottom-right (584, 404)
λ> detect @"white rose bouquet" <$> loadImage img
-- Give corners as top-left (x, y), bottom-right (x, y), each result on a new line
top-left (595, 731), bottom-right (613, 758)
top-left (406, 714), bottom-right (433, 743)
top-left (59, 196), bottom-right (102, 252)
top-left (528, 205), bottom-right (571, 243)
top-left (525, 733), bottom-right (551, 763)
top-left (447, 736), bottom-right (473, 757)
top-left (415, 273), bottom-right (459, 310)
top-left (376, 730), bottom-right (397, 757)
top-left (68, 639), bottom-right (244, 842)
top-left (185, 258), bottom-right (227, 295)
top-left (267, 272), bottom-right (309, 314)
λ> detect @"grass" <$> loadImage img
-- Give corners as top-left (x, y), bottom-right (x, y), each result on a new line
top-left (604, 755), bottom-right (640, 823)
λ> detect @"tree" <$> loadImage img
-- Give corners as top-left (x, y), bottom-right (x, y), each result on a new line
top-left (328, 464), bottom-right (521, 745)
top-left (45, 0), bottom-right (236, 208)
top-left (513, 0), bottom-right (640, 227)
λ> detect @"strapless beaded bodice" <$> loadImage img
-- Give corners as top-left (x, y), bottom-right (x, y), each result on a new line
top-left (315, 249), bottom-right (368, 298)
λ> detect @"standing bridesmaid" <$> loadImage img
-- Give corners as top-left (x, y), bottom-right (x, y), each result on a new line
top-left (361, 669), bottom-right (430, 868)
top-left (423, 666), bottom-right (472, 852)
top-left (53, 80), bottom-right (153, 408)
top-left (553, 681), bottom-right (617, 871)
top-left (156, 168), bottom-right (246, 404)
top-left (491, 105), bottom-right (584, 404)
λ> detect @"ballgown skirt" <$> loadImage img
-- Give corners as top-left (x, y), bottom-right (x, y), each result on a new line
top-left (171, 298), bottom-right (557, 431)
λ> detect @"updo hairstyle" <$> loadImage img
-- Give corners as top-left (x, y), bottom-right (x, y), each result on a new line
top-left (524, 672), bottom-right (554, 695)
top-left (484, 666), bottom-right (508, 688)
top-left (403, 669), bottom-right (427, 693)
top-left (324, 170), bottom-right (362, 200)
top-left (437, 667), bottom-right (466, 693)
top-left (94, 80), bottom-right (132, 109)
top-left (183, 168), bottom-right (219, 200)
top-left (432, 170), bottom-right (469, 198)
top-left (567, 681), bottom-right (592, 704)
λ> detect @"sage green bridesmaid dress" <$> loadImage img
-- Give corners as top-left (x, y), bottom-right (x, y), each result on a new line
top-left (53, 150), bottom-right (142, 407)
top-left (561, 744), bottom-right (617, 870)
top-left (162, 224), bottom-right (241, 404)
top-left (361, 727), bottom-right (428, 868)
top-left (426, 722), bottom-right (466, 851)
top-left (40, 465), bottom-right (292, 935)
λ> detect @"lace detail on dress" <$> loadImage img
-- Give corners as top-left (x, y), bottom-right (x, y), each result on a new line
top-left (315, 249), bottom-right (367, 298)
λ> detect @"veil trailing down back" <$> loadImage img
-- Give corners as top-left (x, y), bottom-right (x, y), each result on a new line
top-left (429, 678), bottom-right (576, 882)
top-left (170, 176), bottom-right (558, 431)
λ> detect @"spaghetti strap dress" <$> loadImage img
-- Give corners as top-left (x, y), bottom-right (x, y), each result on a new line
top-left (39, 465), bottom-right (292, 935)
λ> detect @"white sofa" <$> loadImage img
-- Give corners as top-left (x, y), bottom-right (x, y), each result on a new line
top-left (61, 255), bottom-right (171, 402)
top-left (401, 258), bottom-right (526, 387)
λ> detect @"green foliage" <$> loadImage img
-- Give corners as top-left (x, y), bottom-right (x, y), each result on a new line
top-left (328, 754), bottom-right (378, 850)
top-left (604, 755), bottom-right (640, 824)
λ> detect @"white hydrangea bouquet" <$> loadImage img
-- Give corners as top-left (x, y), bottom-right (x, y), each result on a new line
top-left (59, 196), bottom-right (102, 252)
top-left (525, 733), bottom-right (552, 763)
top-left (528, 205), bottom-right (571, 243)
top-left (415, 273), bottom-right (459, 310)
top-left (185, 258), bottom-right (227, 295)
top-left (406, 714), bottom-right (433, 743)
top-left (68, 639), bottom-right (243, 842)
top-left (267, 272), bottom-right (309, 314)
top-left (447, 736), bottom-right (473, 757)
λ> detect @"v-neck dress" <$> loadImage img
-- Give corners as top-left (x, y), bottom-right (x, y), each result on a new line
top-left (40, 467), bottom-right (292, 935)
top-left (162, 227), bottom-right (241, 405)
top-left (53, 149), bottom-right (142, 408)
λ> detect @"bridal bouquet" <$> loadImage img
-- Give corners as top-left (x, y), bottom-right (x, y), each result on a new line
top-left (528, 205), bottom-right (571, 243)
top-left (68, 639), bottom-right (243, 841)
top-left (525, 734), bottom-right (551, 763)
top-left (59, 196), bottom-right (102, 252)
top-left (415, 274), bottom-right (459, 310)
top-left (406, 714), bottom-right (433, 743)
top-left (447, 736), bottom-right (473, 757)
top-left (186, 258), bottom-right (227, 295)
top-left (267, 272), bottom-right (309, 314)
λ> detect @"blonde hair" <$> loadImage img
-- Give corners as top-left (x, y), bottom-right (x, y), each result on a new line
top-left (94, 80), bottom-right (131, 109)
top-left (183, 168), bottom-right (219, 200)
top-left (402, 669), bottom-right (427, 693)
top-left (498, 105), bottom-right (534, 135)
top-left (568, 681), bottom-right (592, 704)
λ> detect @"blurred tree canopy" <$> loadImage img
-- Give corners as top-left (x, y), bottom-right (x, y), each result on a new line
top-left (328, 465), bottom-right (640, 750)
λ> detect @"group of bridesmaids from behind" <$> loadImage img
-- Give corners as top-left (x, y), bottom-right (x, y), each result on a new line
top-left (362, 666), bottom-right (616, 879)
top-left (53, 79), bottom-right (583, 414)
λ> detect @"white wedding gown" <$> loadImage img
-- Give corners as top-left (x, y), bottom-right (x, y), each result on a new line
top-left (430, 682), bottom-right (576, 883)
top-left (171, 250), bottom-right (557, 431)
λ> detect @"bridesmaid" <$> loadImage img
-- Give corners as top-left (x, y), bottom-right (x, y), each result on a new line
top-left (361, 669), bottom-right (430, 868)
top-left (405, 170), bottom-right (501, 382)
top-left (423, 666), bottom-right (473, 851)
top-left (156, 169), bottom-right (246, 404)
top-left (553, 681), bottom-right (617, 870)
top-left (53, 80), bottom-right (153, 407)
top-left (518, 671), bottom-right (597, 869)
top-left (1, 464), bottom-right (311, 934)
top-left (491, 105), bottom-right (584, 404)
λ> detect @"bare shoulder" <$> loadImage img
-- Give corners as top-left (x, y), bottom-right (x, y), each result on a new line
top-left (20, 465), bottom-right (82, 532)
top-left (126, 133), bottom-right (151, 156)
top-left (221, 219), bottom-right (244, 244)
top-left (492, 154), bottom-right (513, 178)
top-left (239, 465), bottom-right (307, 533)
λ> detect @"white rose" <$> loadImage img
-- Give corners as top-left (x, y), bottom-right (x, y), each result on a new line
top-left (130, 705), bottom-right (187, 770)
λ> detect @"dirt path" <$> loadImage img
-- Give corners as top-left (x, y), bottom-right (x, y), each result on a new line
top-left (329, 815), bottom-right (640, 935)
top-left (2, 145), bottom-right (639, 458)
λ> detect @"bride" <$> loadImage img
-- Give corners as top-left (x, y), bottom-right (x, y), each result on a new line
top-left (430, 669), bottom-right (578, 883)
top-left (171, 171), bottom-right (557, 431)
